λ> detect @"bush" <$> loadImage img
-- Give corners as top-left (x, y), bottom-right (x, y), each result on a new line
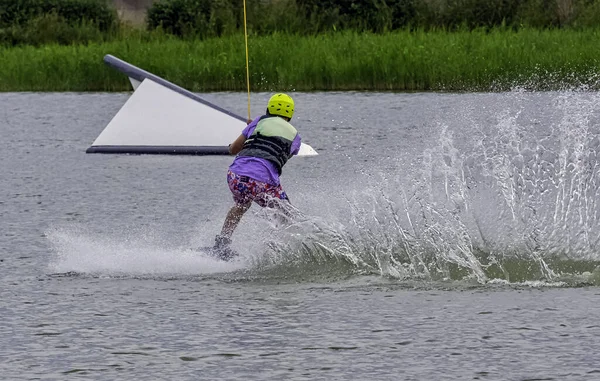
top-left (515, 0), bottom-right (560, 28)
top-left (147, 0), bottom-right (304, 37)
top-left (146, 0), bottom-right (213, 37)
top-left (2, 0), bottom-right (598, 47)
top-left (569, 0), bottom-right (600, 28)
top-left (410, 0), bottom-right (522, 30)
top-left (0, 12), bottom-right (107, 46)
top-left (244, 0), bottom-right (304, 34)
top-left (296, 0), bottom-right (394, 32)
top-left (145, 0), bottom-right (600, 38)
top-left (147, 0), bottom-right (400, 35)
top-left (0, 0), bottom-right (118, 31)
top-left (0, 0), bottom-right (118, 46)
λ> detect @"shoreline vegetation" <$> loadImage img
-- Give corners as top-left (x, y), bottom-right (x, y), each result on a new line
top-left (1, 0), bottom-right (600, 92)
top-left (2, 29), bottom-right (600, 92)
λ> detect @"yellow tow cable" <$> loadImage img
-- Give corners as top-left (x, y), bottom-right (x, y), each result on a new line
top-left (243, 0), bottom-right (251, 121)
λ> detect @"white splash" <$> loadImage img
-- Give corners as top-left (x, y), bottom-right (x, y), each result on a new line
top-left (46, 226), bottom-right (246, 276)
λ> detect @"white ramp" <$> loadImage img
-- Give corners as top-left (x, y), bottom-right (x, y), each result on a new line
top-left (87, 55), bottom-right (318, 156)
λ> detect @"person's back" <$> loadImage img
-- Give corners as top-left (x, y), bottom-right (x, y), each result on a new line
top-left (230, 113), bottom-right (300, 186)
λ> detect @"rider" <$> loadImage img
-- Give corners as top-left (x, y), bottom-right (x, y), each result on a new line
top-left (214, 93), bottom-right (301, 258)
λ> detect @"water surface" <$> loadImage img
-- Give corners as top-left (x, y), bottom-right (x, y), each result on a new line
top-left (2, 91), bottom-right (600, 380)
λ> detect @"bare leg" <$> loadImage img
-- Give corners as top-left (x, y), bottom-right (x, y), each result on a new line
top-left (219, 204), bottom-right (250, 239)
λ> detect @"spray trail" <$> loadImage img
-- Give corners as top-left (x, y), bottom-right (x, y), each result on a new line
top-left (254, 90), bottom-right (600, 285)
top-left (47, 226), bottom-right (245, 276)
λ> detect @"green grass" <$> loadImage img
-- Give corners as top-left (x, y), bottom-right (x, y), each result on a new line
top-left (1, 29), bottom-right (600, 92)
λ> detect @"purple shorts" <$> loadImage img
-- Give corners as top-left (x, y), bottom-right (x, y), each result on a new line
top-left (227, 170), bottom-right (289, 207)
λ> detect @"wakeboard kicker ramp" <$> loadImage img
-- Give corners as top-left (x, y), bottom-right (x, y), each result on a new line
top-left (86, 54), bottom-right (318, 156)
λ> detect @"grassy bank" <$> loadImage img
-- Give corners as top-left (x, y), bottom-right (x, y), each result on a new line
top-left (1, 29), bottom-right (600, 92)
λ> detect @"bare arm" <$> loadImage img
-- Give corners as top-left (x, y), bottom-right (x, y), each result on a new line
top-left (228, 134), bottom-right (246, 155)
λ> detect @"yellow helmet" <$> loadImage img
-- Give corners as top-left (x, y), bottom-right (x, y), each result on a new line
top-left (267, 93), bottom-right (294, 120)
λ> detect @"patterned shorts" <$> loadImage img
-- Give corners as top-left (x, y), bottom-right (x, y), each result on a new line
top-left (227, 170), bottom-right (289, 207)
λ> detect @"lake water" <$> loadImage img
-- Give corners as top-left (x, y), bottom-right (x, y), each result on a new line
top-left (2, 90), bottom-right (600, 380)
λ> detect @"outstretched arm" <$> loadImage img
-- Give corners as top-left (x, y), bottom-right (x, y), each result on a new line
top-left (228, 134), bottom-right (246, 155)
